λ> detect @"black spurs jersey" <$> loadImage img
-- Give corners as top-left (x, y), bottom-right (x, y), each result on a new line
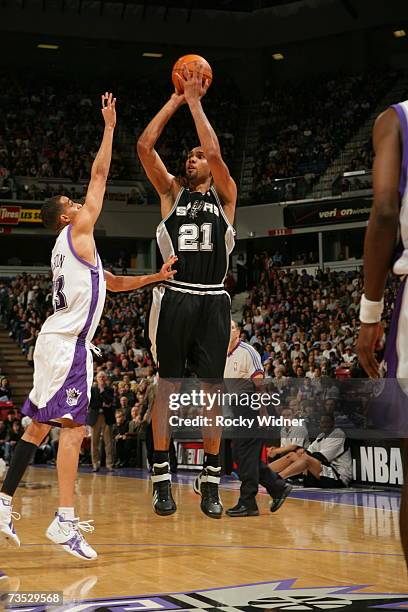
top-left (156, 185), bottom-right (235, 290)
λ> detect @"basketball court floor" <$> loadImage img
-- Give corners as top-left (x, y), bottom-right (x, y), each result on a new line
top-left (0, 466), bottom-right (406, 611)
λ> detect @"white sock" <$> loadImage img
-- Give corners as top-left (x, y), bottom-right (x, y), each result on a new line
top-left (58, 507), bottom-right (75, 520)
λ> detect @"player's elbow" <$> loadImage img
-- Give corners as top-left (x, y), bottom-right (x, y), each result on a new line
top-left (107, 275), bottom-right (120, 292)
top-left (137, 137), bottom-right (152, 157)
top-left (91, 167), bottom-right (109, 182)
top-left (371, 198), bottom-right (399, 227)
top-left (205, 148), bottom-right (221, 163)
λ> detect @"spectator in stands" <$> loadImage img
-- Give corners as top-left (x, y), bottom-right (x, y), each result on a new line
top-left (0, 377), bottom-right (11, 402)
top-left (87, 372), bottom-right (115, 473)
top-left (126, 405), bottom-right (146, 468)
top-left (5, 410), bottom-right (19, 433)
top-left (250, 70), bottom-right (397, 205)
top-left (112, 409), bottom-right (129, 468)
top-left (274, 414), bottom-right (352, 488)
top-left (4, 420), bottom-right (23, 465)
top-left (118, 396), bottom-right (130, 419)
top-left (0, 420), bottom-right (7, 458)
top-left (267, 406), bottom-right (309, 470)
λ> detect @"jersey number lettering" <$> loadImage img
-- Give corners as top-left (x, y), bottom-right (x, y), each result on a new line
top-left (178, 223), bottom-right (213, 252)
top-left (53, 275), bottom-right (68, 312)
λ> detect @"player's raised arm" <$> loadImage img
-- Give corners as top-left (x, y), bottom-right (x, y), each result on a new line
top-left (72, 92), bottom-right (116, 235)
top-left (104, 255), bottom-right (177, 293)
top-left (137, 92), bottom-right (185, 211)
top-left (356, 108), bottom-right (401, 378)
top-left (181, 64), bottom-right (237, 225)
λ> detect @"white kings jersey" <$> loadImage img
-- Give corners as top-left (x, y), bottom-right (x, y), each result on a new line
top-left (391, 101), bottom-right (408, 274)
top-left (40, 224), bottom-right (106, 342)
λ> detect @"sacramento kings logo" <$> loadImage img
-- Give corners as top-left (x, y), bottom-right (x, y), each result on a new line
top-left (188, 199), bottom-right (204, 219)
top-left (65, 387), bottom-right (82, 406)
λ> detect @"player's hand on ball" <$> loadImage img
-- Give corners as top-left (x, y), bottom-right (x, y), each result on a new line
top-left (101, 92), bottom-right (116, 128)
top-left (159, 255), bottom-right (178, 281)
top-left (181, 63), bottom-right (211, 104)
top-left (356, 321), bottom-right (384, 378)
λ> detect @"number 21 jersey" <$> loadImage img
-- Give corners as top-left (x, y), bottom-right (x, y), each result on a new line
top-left (40, 224), bottom-right (106, 341)
top-left (156, 186), bottom-right (235, 287)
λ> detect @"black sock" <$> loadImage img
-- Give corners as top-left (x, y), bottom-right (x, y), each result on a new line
top-left (204, 453), bottom-right (219, 469)
top-left (153, 450), bottom-right (169, 465)
top-left (1, 440), bottom-right (38, 497)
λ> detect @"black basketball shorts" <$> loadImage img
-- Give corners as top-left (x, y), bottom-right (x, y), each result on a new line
top-left (147, 285), bottom-right (231, 379)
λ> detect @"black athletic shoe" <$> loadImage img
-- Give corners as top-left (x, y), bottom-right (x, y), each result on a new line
top-left (270, 483), bottom-right (293, 513)
top-left (194, 466), bottom-right (223, 519)
top-left (226, 503), bottom-right (259, 517)
top-left (151, 462), bottom-right (177, 516)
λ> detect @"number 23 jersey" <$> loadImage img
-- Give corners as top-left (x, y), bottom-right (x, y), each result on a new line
top-left (40, 224), bottom-right (106, 341)
top-left (157, 186), bottom-right (235, 287)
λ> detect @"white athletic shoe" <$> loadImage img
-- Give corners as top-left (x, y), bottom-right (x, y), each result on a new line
top-left (46, 514), bottom-right (97, 561)
top-left (0, 495), bottom-right (21, 547)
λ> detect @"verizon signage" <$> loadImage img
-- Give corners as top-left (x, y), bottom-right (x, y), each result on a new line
top-left (0, 205), bottom-right (20, 225)
top-left (284, 197), bottom-right (371, 228)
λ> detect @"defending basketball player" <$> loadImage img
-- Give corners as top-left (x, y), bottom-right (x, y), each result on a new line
top-left (356, 105), bottom-right (408, 569)
top-left (138, 62), bottom-right (237, 518)
top-left (0, 93), bottom-right (177, 560)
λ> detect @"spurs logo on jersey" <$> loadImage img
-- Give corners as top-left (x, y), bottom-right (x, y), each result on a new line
top-left (157, 185), bottom-right (235, 288)
top-left (176, 198), bottom-right (220, 219)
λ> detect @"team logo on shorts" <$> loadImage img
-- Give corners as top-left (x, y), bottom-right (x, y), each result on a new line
top-left (66, 387), bottom-right (82, 406)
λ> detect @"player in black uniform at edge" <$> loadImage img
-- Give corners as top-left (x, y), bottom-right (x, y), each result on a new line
top-left (137, 64), bottom-right (237, 518)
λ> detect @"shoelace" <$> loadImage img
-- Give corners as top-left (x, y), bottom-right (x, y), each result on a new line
top-left (59, 518), bottom-right (94, 538)
top-left (0, 504), bottom-right (21, 523)
top-left (89, 343), bottom-right (102, 358)
top-left (73, 519), bottom-right (95, 534)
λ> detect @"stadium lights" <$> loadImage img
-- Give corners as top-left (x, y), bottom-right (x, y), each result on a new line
top-left (272, 53), bottom-right (284, 60)
top-left (37, 43), bottom-right (59, 50)
top-left (393, 30), bottom-right (406, 38)
top-left (143, 52), bottom-right (163, 58)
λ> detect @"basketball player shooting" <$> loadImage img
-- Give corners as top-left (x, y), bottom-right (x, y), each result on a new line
top-left (356, 104), bottom-right (408, 569)
top-left (0, 93), bottom-right (177, 560)
top-left (138, 63), bottom-right (237, 518)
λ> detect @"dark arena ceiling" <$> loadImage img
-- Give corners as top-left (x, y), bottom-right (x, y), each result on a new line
top-left (101, 0), bottom-right (303, 11)
top-left (4, 0), bottom-right (304, 11)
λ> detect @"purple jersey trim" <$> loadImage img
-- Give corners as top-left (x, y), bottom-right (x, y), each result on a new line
top-left (391, 103), bottom-right (408, 198)
top-left (67, 224), bottom-right (98, 271)
top-left (79, 270), bottom-right (99, 341)
top-left (384, 277), bottom-right (406, 378)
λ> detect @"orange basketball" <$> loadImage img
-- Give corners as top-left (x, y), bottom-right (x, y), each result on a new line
top-left (172, 54), bottom-right (213, 94)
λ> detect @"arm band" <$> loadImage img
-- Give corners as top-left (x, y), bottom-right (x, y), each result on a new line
top-left (359, 294), bottom-right (383, 324)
